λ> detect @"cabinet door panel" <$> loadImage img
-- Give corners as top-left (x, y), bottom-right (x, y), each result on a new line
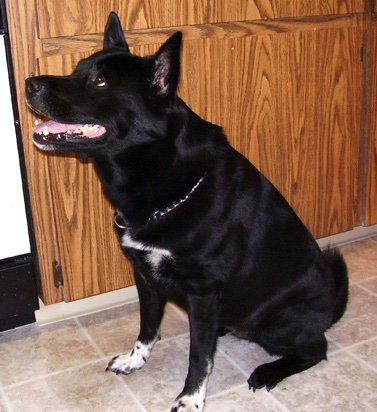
top-left (179, 28), bottom-right (362, 238)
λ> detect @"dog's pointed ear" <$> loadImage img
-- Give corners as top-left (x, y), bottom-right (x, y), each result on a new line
top-left (143, 32), bottom-right (183, 109)
top-left (103, 12), bottom-right (130, 52)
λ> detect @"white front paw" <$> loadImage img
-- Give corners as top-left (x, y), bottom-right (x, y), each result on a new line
top-left (170, 394), bottom-right (205, 412)
top-left (106, 340), bottom-right (154, 375)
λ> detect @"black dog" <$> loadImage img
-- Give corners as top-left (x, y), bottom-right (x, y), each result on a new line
top-left (26, 12), bottom-right (348, 412)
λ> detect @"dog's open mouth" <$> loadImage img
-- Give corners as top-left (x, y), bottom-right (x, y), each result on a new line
top-left (33, 120), bottom-right (106, 145)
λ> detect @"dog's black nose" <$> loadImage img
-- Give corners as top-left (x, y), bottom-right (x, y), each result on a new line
top-left (26, 77), bottom-right (43, 94)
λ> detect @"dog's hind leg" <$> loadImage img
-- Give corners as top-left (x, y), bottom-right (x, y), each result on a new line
top-left (247, 335), bottom-right (328, 392)
top-left (106, 270), bottom-right (166, 375)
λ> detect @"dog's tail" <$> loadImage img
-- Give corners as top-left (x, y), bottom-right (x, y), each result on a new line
top-left (323, 247), bottom-right (349, 325)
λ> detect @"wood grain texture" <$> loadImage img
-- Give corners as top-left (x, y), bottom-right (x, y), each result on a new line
top-left (43, 155), bottom-right (134, 301)
top-left (363, 23), bottom-right (377, 225)
top-left (178, 28), bottom-right (362, 238)
top-left (40, 15), bottom-right (361, 58)
top-left (35, 0), bottom-right (365, 38)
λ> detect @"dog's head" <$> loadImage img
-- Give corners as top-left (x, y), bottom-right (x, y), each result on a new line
top-left (25, 12), bottom-right (182, 154)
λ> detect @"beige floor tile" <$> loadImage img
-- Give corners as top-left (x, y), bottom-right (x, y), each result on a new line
top-left (206, 385), bottom-right (284, 412)
top-left (209, 347), bottom-right (250, 396)
top-left (110, 333), bottom-right (246, 412)
top-left (217, 334), bottom-right (278, 378)
top-left (4, 360), bottom-right (143, 412)
top-left (78, 302), bottom-right (189, 358)
top-left (349, 337), bottom-right (377, 371)
top-left (326, 284), bottom-right (377, 347)
top-left (77, 302), bottom-right (141, 358)
top-left (358, 276), bottom-right (377, 295)
top-left (269, 352), bottom-right (377, 411)
top-left (0, 392), bottom-right (7, 412)
top-left (0, 320), bottom-right (98, 387)
top-left (340, 239), bottom-right (377, 283)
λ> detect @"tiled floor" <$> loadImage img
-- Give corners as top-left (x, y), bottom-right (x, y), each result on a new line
top-left (1, 238), bottom-right (377, 411)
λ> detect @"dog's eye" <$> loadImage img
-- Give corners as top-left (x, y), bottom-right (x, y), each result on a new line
top-left (93, 75), bottom-right (107, 87)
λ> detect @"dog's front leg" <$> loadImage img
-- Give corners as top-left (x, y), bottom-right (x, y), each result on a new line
top-left (107, 270), bottom-right (166, 375)
top-left (171, 292), bottom-right (220, 412)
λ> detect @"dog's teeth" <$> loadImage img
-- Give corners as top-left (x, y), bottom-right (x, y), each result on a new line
top-left (74, 128), bottom-right (81, 134)
top-left (43, 125), bottom-right (49, 136)
top-left (35, 120), bottom-right (39, 126)
top-left (67, 130), bottom-right (72, 135)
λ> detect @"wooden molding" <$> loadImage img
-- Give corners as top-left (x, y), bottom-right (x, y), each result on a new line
top-left (40, 15), bottom-right (361, 58)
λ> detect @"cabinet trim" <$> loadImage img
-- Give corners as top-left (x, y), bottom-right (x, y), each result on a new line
top-left (41, 14), bottom-right (361, 58)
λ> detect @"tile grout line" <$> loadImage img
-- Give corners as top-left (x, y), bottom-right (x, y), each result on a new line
top-left (117, 378), bottom-right (149, 412)
top-left (167, 302), bottom-right (189, 324)
top-left (353, 275), bottom-right (377, 285)
top-left (74, 317), bottom-right (108, 359)
top-left (2, 348), bottom-right (146, 412)
top-left (331, 337), bottom-right (377, 374)
top-left (215, 346), bottom-right (291, 412)
top-left (264, 391), bottom-right (292, 412)
top-left (0, 386), bottom-right (13, 412)
top-left (73, 317), bottom-right (149, 411)
top-left (2, 357), bottom-right (107, 390)
top-left (342, 349), bottom-right (377, 374)
top-left (216, 347), bottom-right (249, 379)
top-left (330, 334), bottom-right (377, 354)
top-left (354, 282), bottom-right (377, 297)
top-left (206, 381), bottom-right (292, 412)
top-left (160, 331), bottom-right (190, 344)
top-left (206, 382), bottom-right (246, 400)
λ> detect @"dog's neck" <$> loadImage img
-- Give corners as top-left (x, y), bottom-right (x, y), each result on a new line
top-left (114, 172), bottom-right (206, 228)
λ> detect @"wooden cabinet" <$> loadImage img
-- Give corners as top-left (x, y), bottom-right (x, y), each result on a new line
top-left (5, 0), bottom-right (375, 304)
top-left (360, 14), bottom-right (377, 226)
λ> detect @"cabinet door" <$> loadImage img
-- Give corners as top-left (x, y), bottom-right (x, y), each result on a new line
top-left (6, 0), bottom-right (364, 304)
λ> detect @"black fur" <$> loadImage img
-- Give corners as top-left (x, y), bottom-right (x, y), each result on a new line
top-left (25, 12), bottom-right (348, 410)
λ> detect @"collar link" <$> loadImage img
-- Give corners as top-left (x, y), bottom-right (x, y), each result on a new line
top-left (114, 172), bottom-right (206, 228)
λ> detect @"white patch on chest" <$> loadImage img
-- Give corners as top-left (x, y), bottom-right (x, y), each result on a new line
top-left (121, 230), bottom-right (172, 269)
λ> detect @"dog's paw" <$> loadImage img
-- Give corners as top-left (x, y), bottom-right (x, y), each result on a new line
top-left (106, 340), bottom-right (154, 375)
top-left (169, 394), bottom-right (205, 412)
top-left (247, 365), bottom-right (281, 392)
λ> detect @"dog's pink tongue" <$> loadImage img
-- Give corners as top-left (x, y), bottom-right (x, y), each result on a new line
top-left (33, 120), bottom-right (83, 134)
